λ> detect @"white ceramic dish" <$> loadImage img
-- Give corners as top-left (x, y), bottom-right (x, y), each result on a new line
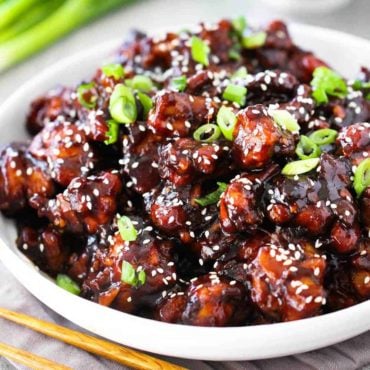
top-left (0, 23), bottom-right (369, 362)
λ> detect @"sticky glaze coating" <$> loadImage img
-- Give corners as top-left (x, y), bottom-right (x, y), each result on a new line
top-left (1, 19), bottom-right (369, 327)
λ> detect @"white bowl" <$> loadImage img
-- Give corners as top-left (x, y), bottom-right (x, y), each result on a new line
top-left (0, 23), bottom-right (369, 361)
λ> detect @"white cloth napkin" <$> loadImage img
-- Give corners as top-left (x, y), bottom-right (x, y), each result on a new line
top-left (0, 260), bottom-right (369, 370)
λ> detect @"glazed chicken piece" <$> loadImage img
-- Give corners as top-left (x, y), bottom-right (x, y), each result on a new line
top-left (148, 92), bottom-right (217, 137)
top-left (26, 87), bottom-right (76, 135)
top-left (83, 217), bottom-right (176, 313)
top-left (337, 122), bottom-right (370, 166)
top-left (351, 239), bottom-right (370, 299)
top-left (219, 164), bottom-right (279, 233)
top-left (17, 225), bottom-right (69, 274)
top-left (232, 104), bottom-right (296, 169)
top-left (158, 137), bottom-right (232, 186)
top-left (29, 121), bottom-right (98, 187)
top-left (266, 154), bottom-right (360, 253)
top-left (147, 181), bottom-right (203, 243)
top-left (248, 235), bottom-right (327, 321)
top-left (121, 124), bottom-right (162, 194)
top-left (360, 188), bottom-right (370, 229)
top-left (30, 171), bottom-right (122, 234)
top-left (0, 143), bottom-right (55, 213)
top-left (156, 273), bottom-right (250, 326)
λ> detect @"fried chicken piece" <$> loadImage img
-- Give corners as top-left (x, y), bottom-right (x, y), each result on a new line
top-left (158, 138), bottom-right (232, 186)
top-left (17, 225), bottom-right (69, 274)
top-left (232, 104), bottom-right (296, 169)
top-left (219, 164), bottom-right (279, 233)
top-left (83, 217), bottom-right (176, 313)
top-left (31, 171), bottom-right (122, 234)
top-left (156, 273), bottom-right (250, 326)
top-left (26, 87), bottom-right (76, 135)
top-left (29, 121), bottom-right (98, 187)
top-left (148, 92), bottom-right (216, 137)
top-left (248, 236), bottom-right (326, 321)
top-left (337, 122), bottom-right (370, 166)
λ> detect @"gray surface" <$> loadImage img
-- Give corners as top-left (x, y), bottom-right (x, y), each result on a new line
top-left (0, 0), bottom-right (369, 369)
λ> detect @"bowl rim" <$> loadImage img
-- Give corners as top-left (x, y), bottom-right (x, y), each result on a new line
top-left (0, 22), bottom-right (369, 361)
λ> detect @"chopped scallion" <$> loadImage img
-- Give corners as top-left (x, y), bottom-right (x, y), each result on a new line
top-left (195, 182), bottom-right (228, 207)
top-left (353, 158), bottom-right (370, 197)
top-left (132, 75), bottom-right (153, 93)
top-left (190, 36), bottom-right (210, 66)
top-left (309, 128), bottom-right (338, 146)
top-left (217, 106), bottom-right (237, 141)
top-left (109, 84), bottom-right (137, 124)
top-left (121, 261), bottom-right (147, 288)
top-left (56, 274), bottom-right (81, 295)
top-left (232, 16), bottom-right (247, 36)
top-left (170, 75), bottom-right (187, 92)
top-left (117, 215), bottom-right (137, 241)
top-left (269, 109), bottom-right (300, 133)
top-left (282, 158), bottom-right (320, 176)
top-left (137, 92), bottom-right (153, 118)
top-left (104, 120), bottom-right (119, 145)
top-left (242, 31), bottom-right (267, 49)
top-left (296, 135), bottom-right (321, 160)
top-left (231, 66), bottom-right (248, 81)
top-left (101, 63), bottom-right (124, 80)
top-left (222, 84), bottom-right (247, 106)
top-left (193, 124), bottom-right (221, 142)
top-left (77, 82), bottom-right (97, 109)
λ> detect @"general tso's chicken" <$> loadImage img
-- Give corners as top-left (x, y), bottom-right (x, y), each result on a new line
top-left (156, 273), bottom-right (250, 326)
top-left (158, 138), bottom-right (232, 186)
top-left (0, 143), bottom-right (55, 214)
top-left (232, 104), bottom-right (296, 169)
top-left (30, 171), bottom-right (122, 234)
top-left (266, 154), bottom-right (360, 254)
top-left (148, 92), bottom-right (217, 137)
top-left (219, 164), bottom-right (279, 233)
top-left (337, 122), bottom-right (370, 166)
top-left (29, 121), bottom-right (98, 187)
top-left (83, 217), bottom-right (176, 313)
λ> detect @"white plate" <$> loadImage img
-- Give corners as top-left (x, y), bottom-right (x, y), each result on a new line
top-left (0, 23), bottom-right (369, 361)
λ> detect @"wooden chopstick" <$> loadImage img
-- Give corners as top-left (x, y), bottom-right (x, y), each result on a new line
top-left (0, 341), bottom-right (71, 370)
top-left (0, 307), bottom-right (186, 370)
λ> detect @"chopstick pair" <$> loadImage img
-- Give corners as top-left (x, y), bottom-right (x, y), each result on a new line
top-left (0, 307), bottom-right (186, 370)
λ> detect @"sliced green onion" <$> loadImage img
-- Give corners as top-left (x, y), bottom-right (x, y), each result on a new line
top-left (222, 84), bottom-right (247, 106)
top-left (121, 261), bottom-right (137, 286)
top-left (193, 124), bottom-right (221, 143)
top-left (101, 63), bottom-right (124, 80)
top-left (269, 109), bottom-right (300, 133)
top-left (132, 75), bottom-right (153, 93)
top-left (117, 215), bottom-right (137, 241)
top-left (296, 135), bottom-right (321, 160)
top-left (309, 128), bottom-right (338, 146)
top-left (56, 274), bottom-right (81, 295)
top-left (109, 84), bottom-right (137, 124)
top-left (228, 47), bottom-right (241, 61)
top-left (232, 16), bottom-right (247, 36)
top-left (311, 66), bottom-right (348, 104)
top-left (242, 31), bottom-right (267, 49)
top-left (282, 158), bottom-right (320, 176)
top-left (137, 92), bottom-right (153, 118)
top-left (170, 75), bottom-right (187, 92)
top-left (352, 80), bottom-right (370, 90)
top-left (353, 158), bottom-right (370, 197)
top-left (217, 106), bottom-right (237, 141)
top-left (104, 120), bottom-right (119, 145)
top-left (231, 66), bottom-right (248, 81)
top-left (77, 82), bottom-right (96, 109)
top-left (137, 270), bottom-right (146, 286)
top-left (195, 182), bottom-right (228, 207)
top-left (190, 36), bottom-right (210, 66)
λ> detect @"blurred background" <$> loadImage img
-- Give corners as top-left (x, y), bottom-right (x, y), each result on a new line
top-left (0, 0), bottom-right (369, 105)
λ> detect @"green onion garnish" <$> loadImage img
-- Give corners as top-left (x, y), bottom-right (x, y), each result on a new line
top-left (132, 75), bottom-right (153, 93)
top-left (282, 158), bottom-right (320, 176)
top-left (242, 31), bottom-right (267, 49)
top-left (121, 261), bottom-right (147, 287)
top-left (195, 182), bottom-right (228, 207)
top-left (228, 47), bottom-right (241, 61)
top-left (296, 135), bottom-right (321, 160)
top-left (309, 128), bottom-right (338, 146)
top-left (222, 84), bottom-right (247, 106)
top-left (193, 124), bottom-right (221, 142)
top-left (77, 82), bottom-right (97, 109)
top-left (353, 158), bottom-right (370, 197)
top-left (311, 66), bottom-right (348, 104)
top-left (104, 120), bottom-right (119, 145)
top-left (231, 66), bottom-right (248, 81)
top-left (217, 106), bottom-right (237, 141)
top-left (109, 84), bottom-right (137, 124)
top-left (101, 63), bottom-right (124, 80)
top-left (190, 36), bottom-right (210, 66)
top-left (137, 92), bottom-right (153, 118)
top-left (270, 109), bottom-right (300, 133)
top-left (232, 16), bottom-right (247, 36)
top-left (117, 215), bottom-right (137, 241)
top-left (170, 75), bottom-right (187, 92)
top-left (56, 274), bottom-right (81, 295)
top-left (352, 80), bottom-right (370, 90)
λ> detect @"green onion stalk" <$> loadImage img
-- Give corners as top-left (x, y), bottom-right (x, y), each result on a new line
top-left (0, 0), bottom-right (136, 73)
